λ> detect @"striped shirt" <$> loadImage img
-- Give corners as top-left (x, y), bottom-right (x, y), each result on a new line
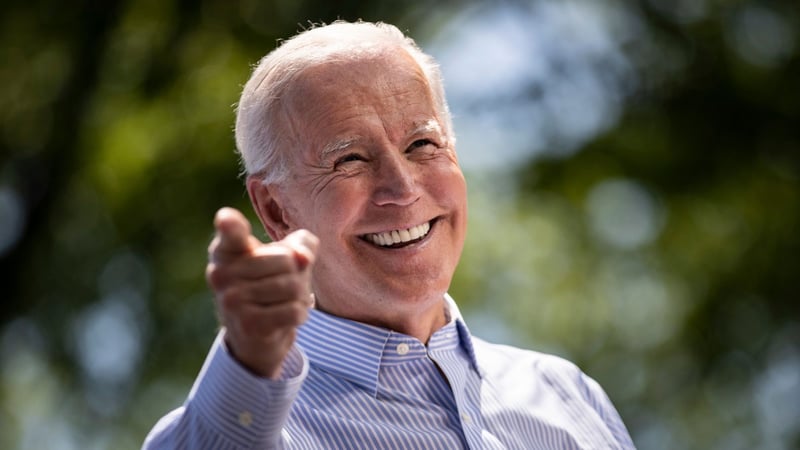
top-left (144, 296), bottom-right (635, 449)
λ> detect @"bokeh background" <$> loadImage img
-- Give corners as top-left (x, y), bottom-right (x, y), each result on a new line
top-left (1, 0), bottom-right (798, 449)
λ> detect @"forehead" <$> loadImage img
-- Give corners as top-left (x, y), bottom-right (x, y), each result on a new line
top-left (279, 50), bottom-right (439, 153)
top-left (288, 49), bottom-right (430, 102)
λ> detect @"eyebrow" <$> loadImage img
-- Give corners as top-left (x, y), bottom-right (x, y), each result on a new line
top-left (320, 137), bottom-right (360, 160)
top-left (411, 119), bottom-right (443, 137)
top-left (318, 119), bottom-right (445, 159)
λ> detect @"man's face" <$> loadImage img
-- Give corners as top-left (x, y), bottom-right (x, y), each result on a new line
top-left (271, 49), bottom-right (467, 322)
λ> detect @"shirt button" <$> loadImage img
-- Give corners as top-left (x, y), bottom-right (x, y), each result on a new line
top-left (461, 412), bottom-right (472, 424)
top-left (238, 411), bottom-right (253, 427)
top-left (396, 343), bottom-right (410, 355)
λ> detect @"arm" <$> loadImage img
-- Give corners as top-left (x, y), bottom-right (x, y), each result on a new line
top-left (577, 371), bottom-right (636, 449)
top-left (143, 332), bottom-right (308, 450)
top-left (144, 208), bottom-right (319, 449)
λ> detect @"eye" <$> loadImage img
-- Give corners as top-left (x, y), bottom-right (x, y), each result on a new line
top-left (334, 153), bottom-right (366, 167)
top-left (408, 139), bottom-right (435, 151)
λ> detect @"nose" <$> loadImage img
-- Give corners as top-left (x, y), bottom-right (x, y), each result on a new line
top-left (372, 151), bottom-right (420, 206)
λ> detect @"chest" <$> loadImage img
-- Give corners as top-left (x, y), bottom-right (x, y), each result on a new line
top-left (280, 357), bottom-right (619, 450)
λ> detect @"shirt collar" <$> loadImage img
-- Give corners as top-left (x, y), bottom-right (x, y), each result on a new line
top-left (296, 294), bottom-right (482, 397)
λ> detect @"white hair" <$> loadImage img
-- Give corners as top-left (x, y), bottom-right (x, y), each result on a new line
top-left (234, 20), bottom-right (455, 184)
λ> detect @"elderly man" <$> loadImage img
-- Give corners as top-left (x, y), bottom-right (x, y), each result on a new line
top-left (144, 21), bottom-right (635, 449)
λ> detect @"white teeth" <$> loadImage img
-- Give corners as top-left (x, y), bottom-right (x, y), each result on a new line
top-left (366, 222), bottom-right (431, 247)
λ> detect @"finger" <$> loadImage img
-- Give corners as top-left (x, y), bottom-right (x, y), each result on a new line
top-left (226, 300), bottom-right (311, 337)
top-left (215, 272), bottom-right (310, 309)
top-left (209, 245), bottom-right (298, 288)
top-left (282, 229), bottom-right (320, 270)
top-left (211, 207), bottom-right (258, 261)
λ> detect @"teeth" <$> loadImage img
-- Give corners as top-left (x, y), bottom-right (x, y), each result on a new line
top-left (366, 222), bottom-right (431, 247)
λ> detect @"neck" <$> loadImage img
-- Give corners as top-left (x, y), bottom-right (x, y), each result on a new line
top-left (313, 294), bottom-right (449, 343)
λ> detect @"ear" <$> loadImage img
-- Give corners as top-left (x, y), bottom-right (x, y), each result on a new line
top-left (246, 176), bottom-right (293, 241)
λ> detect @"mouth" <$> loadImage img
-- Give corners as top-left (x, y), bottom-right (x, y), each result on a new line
top-left (361, 219), bottom-right (435, 248)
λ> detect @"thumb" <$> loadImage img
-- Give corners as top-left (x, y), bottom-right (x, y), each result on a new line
top-left (282, 229), bottom-right (320, 270)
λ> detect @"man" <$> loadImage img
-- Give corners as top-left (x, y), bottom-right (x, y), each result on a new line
top-left (144, 21), bottom-right (635, 449)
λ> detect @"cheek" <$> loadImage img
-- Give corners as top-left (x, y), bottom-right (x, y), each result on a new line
top-left (432, 167), bottom-right (468, 245)
top-left (429, 165), bottom-right (467, 207)
top-left (308, 183), bottom-right (367, 234)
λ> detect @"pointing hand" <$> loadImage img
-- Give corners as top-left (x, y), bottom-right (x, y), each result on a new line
top-left (206, 207), bottom-right (319, 378)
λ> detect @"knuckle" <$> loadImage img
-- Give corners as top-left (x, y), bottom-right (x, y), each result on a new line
top-left (205, 264), bottom-right (226, 289)
top-left (218, 286), bottom-right (245, 310)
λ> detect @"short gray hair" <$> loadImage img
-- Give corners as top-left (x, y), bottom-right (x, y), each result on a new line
top-left (234, 20), bottom-right (454, 184)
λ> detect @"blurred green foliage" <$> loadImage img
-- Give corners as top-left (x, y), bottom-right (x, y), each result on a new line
top-left (1, 0), bottom-right (798, 449)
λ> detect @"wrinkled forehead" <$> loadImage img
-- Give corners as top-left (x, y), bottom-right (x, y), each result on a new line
top-left (284, 49), bottom-right (431, 110)
top-left (277, 49), bottom-right (438, 148)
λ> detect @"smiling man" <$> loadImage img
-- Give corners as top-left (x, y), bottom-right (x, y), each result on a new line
top-left (144, 21), bottom-right (635, 449)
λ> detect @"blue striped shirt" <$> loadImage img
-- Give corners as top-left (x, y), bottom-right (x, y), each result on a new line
top-left (144, 296), bottom-right (635, 449)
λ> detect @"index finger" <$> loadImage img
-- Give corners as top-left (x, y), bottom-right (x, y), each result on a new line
top-left (211, 207), bottom-right (255, 258)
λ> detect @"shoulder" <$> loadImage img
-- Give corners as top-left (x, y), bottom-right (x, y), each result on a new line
top-left (471, 336), bottom-right (599, 401)
top-left (472, 336), bottom-right (581, 376)
top-left (470, 337), bottom-right (636, 448)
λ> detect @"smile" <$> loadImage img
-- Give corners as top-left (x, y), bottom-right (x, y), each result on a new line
top-left (363, 221), bottom-right (432, 247)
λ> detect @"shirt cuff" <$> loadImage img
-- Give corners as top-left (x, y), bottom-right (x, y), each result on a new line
top-left (186, 329), bottom-right (308, 448)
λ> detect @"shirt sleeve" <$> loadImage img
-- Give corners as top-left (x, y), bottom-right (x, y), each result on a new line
top-left (525, 349), bottom-right (637, 450)
top-left (142, 330), bottom-right (308, 450)
top-left (572, 369), bottom-right (635, 449)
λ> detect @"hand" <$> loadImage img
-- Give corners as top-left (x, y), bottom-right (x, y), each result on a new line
top-left (206, 207), bottom-right (319, 379)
